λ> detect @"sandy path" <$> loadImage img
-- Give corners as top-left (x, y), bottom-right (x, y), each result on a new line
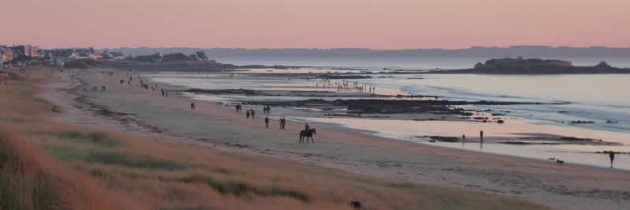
top-left (42, 69), bottom-right (630, 210)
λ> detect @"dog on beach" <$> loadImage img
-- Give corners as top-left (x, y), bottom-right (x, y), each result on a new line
top-left (350, 200), bottom-right (362, 209)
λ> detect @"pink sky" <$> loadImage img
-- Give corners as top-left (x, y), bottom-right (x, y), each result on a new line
top-left (1, 0), bottom-right (629, 49)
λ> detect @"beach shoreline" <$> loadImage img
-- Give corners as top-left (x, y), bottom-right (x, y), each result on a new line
top-left (44, 68), bottom-right (630, 210)
top-left (5, 66), bottom-right (552, 210)
top-left (147, 69), bottom-right (630, 169)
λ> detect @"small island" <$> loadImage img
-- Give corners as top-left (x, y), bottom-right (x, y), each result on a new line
top-left (434, 57), bottom-right (630, 74)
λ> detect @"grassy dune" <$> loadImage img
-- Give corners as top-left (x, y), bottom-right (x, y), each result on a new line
top-left (0, 67), bottom-right (550, 210)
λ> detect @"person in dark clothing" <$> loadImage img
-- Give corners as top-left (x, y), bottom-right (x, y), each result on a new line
top-left (609, 151), bottom-right (615, 168)
top-left (280, 118), bottom-right (286, 130)
top-left (190, 102), bottom-right (195, 110)
top-left (264, 117), bottom-right (269, 128)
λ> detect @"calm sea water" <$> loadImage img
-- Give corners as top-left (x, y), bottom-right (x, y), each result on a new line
top-left (361, 74), bottom-right (630, 134)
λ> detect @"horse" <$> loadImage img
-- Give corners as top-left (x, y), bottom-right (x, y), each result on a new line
top-left (299, 129), bottom-right (317, 144)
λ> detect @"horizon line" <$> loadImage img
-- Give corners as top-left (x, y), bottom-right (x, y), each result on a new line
top-left (4, 44), bottom-right (630, 50)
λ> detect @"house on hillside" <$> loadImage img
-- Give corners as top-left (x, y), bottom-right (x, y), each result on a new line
top-left (69, 51), bottom-right (91, 60)
top-left (10, 45), bottom-right (26, 57)
top-left (100, 51), bottom-right (125, 60)
top-left (25, 45), bottom-right (39, 58)
top-left (0, 49), bottom-right (4, 69)
top-left (0, 46), bottom-right (15, 68)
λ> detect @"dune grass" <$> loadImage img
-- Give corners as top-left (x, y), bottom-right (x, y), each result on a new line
top-left (0, 67), bottom-right (552, 210)
top-left (30, 131), bottom-right (194, 171)
top-left (166, 173), bottom-right (311, 202)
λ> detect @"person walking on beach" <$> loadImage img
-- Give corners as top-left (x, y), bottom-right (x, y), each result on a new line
top-left (190, 102), bottom-right (196, 110)
top-left (479, 130), bottom-right (484, 149)
top-left (462, 134), bottom-right (466, 145)
top-left (246, 110), bottom-right (250, 119)
top-left (251, 110), bottom-right (255, 119)
top-left (609, 151), bottom-right (615, 168)
top-left (265, 117), bottom-right (270, 128)
top-left (280, 118), bottom-right (286, 130)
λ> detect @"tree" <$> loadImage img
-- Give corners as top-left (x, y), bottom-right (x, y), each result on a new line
top-left (196, 51), bottom-right (208, 61)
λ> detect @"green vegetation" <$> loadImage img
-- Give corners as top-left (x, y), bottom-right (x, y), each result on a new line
top-left (32, 131), bottom-right (194, 171)
top-left (85, 151), bottom-right (191, 170)
top-left (170, 174), bottom-right (310, 202)
top-left (29, 131), bottom-right (120, 148)
top-left (0, 130), bottom-right (65, 210)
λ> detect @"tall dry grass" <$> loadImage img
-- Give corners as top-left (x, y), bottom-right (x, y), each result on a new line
top-left (0, 67), bottom-right (119, 210)
top-left (0, 127), bottom-right (120, 210)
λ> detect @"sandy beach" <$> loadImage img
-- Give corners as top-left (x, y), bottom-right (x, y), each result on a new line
top-left (1, 66), bottom-right (552, 210)
top-left (43, 68), bottom-right (630, 210)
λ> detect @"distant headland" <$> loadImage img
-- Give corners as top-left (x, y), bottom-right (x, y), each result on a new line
top-left (3, 44), bottom-right (630, 74)
top-left (431, 57), bottom-right (630, 74)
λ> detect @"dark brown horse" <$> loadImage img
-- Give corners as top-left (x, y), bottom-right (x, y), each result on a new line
top-left (299, 129), bottom-right (317, 144)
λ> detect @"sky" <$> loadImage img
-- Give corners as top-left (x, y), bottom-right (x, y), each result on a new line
top-left (1, 0), bottom-right (629, 49)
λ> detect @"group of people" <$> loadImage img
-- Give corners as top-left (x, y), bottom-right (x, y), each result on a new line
top-left (123, 74), bottom-right (171, 98)
top-left (262, 105), bottom-right (271, 114)
top-left (314, 79), bottom-right (377, 93)
top-left (109, 72), bottom-right (305, 139)
top-left (89, 85), bottom-right (107, 92)
top-left (459, 130), bottom-right (484, 145)
top-left (237, 104), bottom-right (290, 131)
top-left (88, 71), bottom-right (117, 93)
top-left (245, 109), bottom-right (256, 119)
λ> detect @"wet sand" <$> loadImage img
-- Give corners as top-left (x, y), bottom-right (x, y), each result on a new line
top-left (42, 69), bottom-right (630, 210)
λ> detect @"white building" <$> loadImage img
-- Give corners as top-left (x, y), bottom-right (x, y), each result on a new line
top-left (0, 46), bottom-right (14, 67)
